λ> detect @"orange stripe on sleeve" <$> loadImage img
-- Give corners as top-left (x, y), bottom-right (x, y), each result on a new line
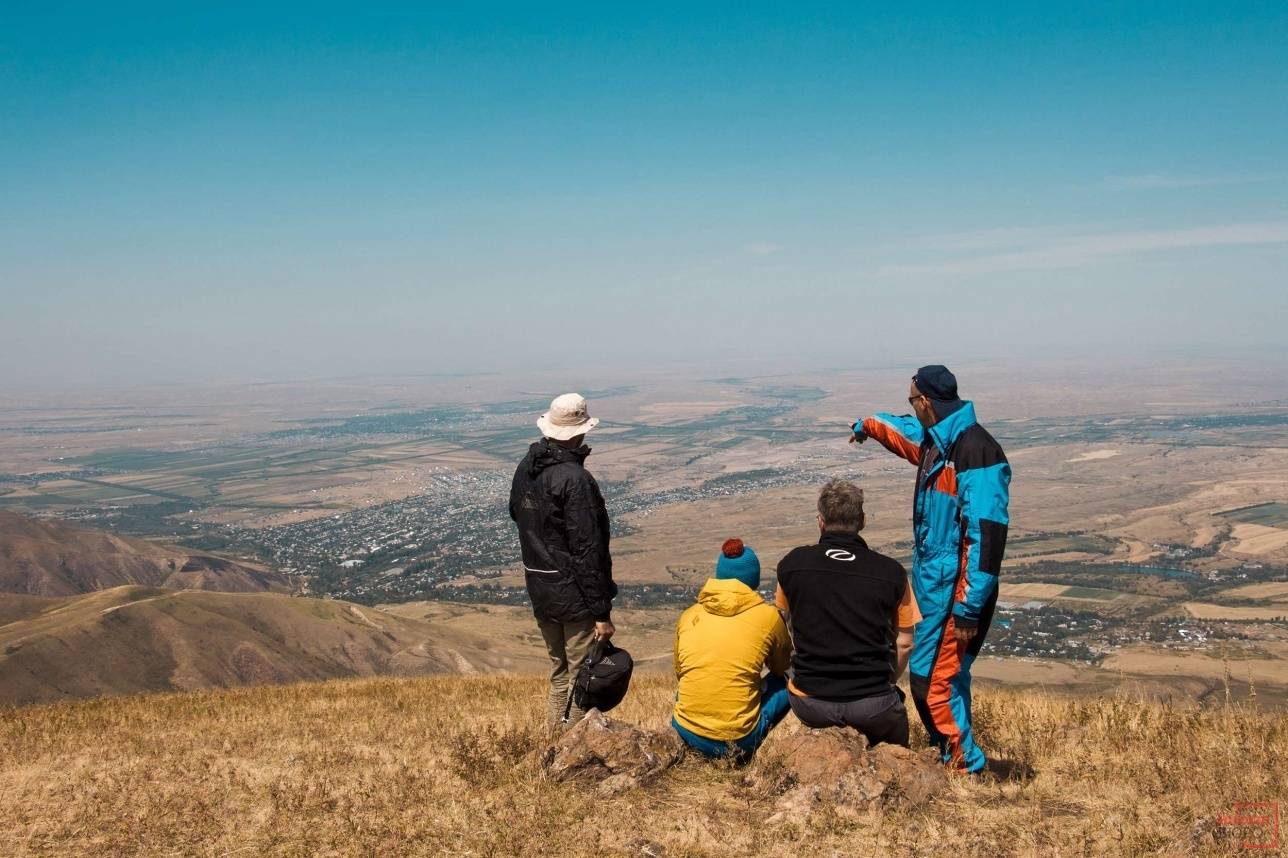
top-left (861, 417), bottom-right (922, 465)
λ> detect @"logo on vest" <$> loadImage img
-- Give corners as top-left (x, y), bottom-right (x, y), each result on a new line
top-left (825, 549), bottom-right (856, 562)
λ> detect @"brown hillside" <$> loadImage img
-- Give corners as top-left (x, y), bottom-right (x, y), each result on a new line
top-left (0, 510), bottom-right (287, 595)
top-left (0, 586), bottom-right (524, 706)
top-left (0, 676), bottom-right (1283, 857)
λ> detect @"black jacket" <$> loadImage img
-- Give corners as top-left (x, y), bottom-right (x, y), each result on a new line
top-left (776, 532), bottom-right (907, 701)
top-left (509, 439), bottom-right (616, 622)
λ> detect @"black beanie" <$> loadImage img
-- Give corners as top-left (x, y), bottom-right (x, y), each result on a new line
top-left (913, 365), bottom-right (959, 402)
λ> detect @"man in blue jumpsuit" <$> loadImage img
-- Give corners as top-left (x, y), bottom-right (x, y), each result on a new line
top-left (850, 365), bottom-right (1010, 773)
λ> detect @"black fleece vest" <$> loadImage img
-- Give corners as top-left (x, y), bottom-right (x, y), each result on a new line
top-left (776, 532), bottom-right (907, 701)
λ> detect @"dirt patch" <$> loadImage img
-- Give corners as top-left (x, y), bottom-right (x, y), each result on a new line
top-left (1183, 602), bottom-right (1288, 621)
top-left (1066, 449), bottom-right (1121, 463)
top-left (1229, 523), bottom-right (1288, 556)
top-left (1001, 582), bottom-right (1069, 600)
top-left (1102, 645), bottom-right (1288, 686)
top-left (1215, 582), bottom-right (1288, 602)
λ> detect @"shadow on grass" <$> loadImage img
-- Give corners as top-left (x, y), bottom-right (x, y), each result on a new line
top-left (987, 757), bottom-right (1037, 783)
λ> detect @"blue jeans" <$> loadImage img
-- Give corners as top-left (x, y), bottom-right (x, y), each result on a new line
top-left (672, 674), bottom-right (791, 761)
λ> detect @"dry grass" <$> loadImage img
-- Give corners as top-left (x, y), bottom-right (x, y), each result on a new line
top-left (0, 675), bottom-right (1284, 857)
top-left (1214, 582), bottom-right (1288, 602)
top-left (1184, 602), bottom-right (1288, 621)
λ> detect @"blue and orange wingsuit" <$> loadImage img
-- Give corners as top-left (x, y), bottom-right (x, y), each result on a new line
top-left (856, 400), bottom-right (1010, 773)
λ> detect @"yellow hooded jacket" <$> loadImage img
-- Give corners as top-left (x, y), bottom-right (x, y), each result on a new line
top-left (672, 578), bottom-right (792, 741)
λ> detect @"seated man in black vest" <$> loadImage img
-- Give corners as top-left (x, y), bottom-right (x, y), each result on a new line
top-left (774, 479), bottom-right (920, 746)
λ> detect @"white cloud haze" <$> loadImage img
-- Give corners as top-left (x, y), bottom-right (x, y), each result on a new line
top-left (875, 222), bottom-right (1288, 278)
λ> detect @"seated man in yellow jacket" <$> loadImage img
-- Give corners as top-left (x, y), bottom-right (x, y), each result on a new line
top-left (672, 538), bottom-right (792, 761)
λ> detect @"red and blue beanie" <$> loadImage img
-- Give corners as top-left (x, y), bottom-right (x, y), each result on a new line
top-left (715, 538), bottom-right (761, 590)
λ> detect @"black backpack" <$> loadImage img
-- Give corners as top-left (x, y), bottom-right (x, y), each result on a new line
top-left (566, 639), bottom-right (634, 718)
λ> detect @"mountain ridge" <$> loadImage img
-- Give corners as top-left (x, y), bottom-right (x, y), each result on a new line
top-left (0, 510), bottom-right (287, 596)
top-left (0, 585), bottom-right (521, 706)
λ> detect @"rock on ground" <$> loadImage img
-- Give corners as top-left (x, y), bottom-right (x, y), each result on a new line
top-left (540, 709), bottom-right (683, 795)
top-left (748, 728), bottom-right (948, 821)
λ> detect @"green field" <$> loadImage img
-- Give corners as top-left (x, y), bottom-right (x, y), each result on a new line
top-left (1007, 532), bottom-right (1117, 558)
top-left (1059, 585), bottom-right (1127, 601)
top-left (1217, 501), bottom-right (1288, 529)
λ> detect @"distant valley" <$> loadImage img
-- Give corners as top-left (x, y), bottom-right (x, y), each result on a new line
top-left (1, 363), bottom-right (1287, 709)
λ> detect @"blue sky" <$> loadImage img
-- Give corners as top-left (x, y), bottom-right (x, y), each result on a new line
top-left (2, 3), bottom-right (1286, 387)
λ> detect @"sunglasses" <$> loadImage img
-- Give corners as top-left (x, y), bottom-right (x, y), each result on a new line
top-left (909, 375), bottom-right (926, 408)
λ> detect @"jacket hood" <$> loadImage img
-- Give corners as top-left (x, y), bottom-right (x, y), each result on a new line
top-left (526, 438), bottom-right (590, 477)
top-left (696, 577), bottom-right (768, 617)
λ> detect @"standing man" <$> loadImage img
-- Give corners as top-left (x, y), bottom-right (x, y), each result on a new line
top-left (850, 366), bottom-right (1010, 773)
top-left (510, 393), bottom-right (617, 726)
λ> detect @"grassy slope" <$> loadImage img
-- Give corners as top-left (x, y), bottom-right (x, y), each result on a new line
top-left (1, 675), bottom-right (1283, 857)
top-left (0, 510), bottom-right (287, 596)
top-left (0, 587), bottom-right (524, 705)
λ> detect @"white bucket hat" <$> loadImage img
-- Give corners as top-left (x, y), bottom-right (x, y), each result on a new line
top-left (537, 392), bottom-right (600, 441)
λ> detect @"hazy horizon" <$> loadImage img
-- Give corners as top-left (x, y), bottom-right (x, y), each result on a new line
top-left (4, 5), bottom-right (1286, 389)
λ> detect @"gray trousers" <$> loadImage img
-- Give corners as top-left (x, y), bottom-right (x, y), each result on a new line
top-left (788, 688), bottom-right (910, 747)
top-left (537, 618), bottom-right (597, 725)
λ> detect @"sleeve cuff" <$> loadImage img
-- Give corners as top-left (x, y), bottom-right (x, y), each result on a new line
top-left (952, 609), bottom-right (979, 630)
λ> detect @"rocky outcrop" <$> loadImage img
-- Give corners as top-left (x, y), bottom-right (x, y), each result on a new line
top-left (748, 728), bottom-right (948, 822)
top-left (540, 710), bottom-right (684, 795)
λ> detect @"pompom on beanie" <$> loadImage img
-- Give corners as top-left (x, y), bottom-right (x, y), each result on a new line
top-left (714, 538), bottom-right (761, 591)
